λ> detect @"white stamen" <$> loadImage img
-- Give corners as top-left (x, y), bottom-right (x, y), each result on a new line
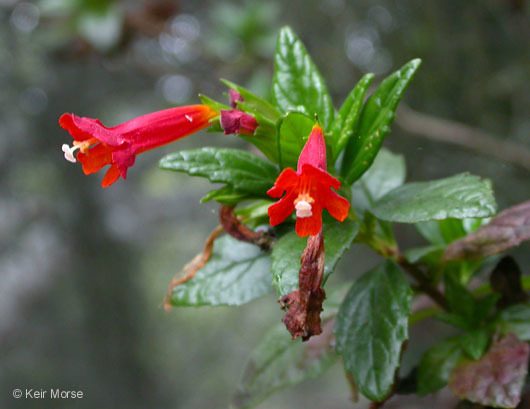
top-left (295, 200), bottom-right (313, 218)
top-left (185, 114), bottom-right (193, 122)
top-left (61, 144), bottom-right (77, 163)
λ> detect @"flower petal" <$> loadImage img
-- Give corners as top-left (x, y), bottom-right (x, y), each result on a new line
top-left (301, 164), bottom-right (341, 190)
top-left (267, 168), bottom-right (298, 198)
top-left (59, 113), bottom-right (122, 146)
top-left (322, 189), bottom-right (350, 222)
top-left (268, 190), bottom-right (297, 226)
top-left (77, 144), bottom-right (113, 175)
top-left (295, 205), bottom-right (322, 237)
top-left (101, 165), bottom-right (121, 188)
top-left (297, 124), bottom-right (327, 172)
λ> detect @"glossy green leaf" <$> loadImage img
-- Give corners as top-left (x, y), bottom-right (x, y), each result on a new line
top-left (232, 320), bottom-right (337, 409)
top-left (341, 59), bottom-right (421, 184)
top-left (473, 293), bottom-right (500, 324)
top-left (351, 148), bottom-right (405, 245)
top-left (415, 217), bottom-right (486, 248)
top-left (200, 186), bottom-right (252, 206)
top-left (404, 245), bottom-right (444, 264)
top-left (159, 147), bottom-right (278, 196)
top-left (371, 173), bottom-right (497, 223)
top-left (234, 200), bottom-right (273, 229)
top-left (435, 312), bottom-right (473, 331)
top-left (198, 93), bottom-right (230, 113)
top-left (335, 261), bottom-right (413, 402)
top-left (221, 79), bottom-right (281, 121)
top-left (330, 73), bottom-right (374, 160)
top-left (169, 236), bottom-right (272, 307)
top-left (246, 113), bottom-right (281, 164)
top-left (235, 200), bottom-right (272, 221)
top-left (351, 148), bottom-right (406, 214)
top-left (277, 111), bottom-right (314, 169)
top-left (459, 329), bottom-right (490, 361)
top-left (445, 272), bottom-right (476, 323)
top-left (272, 26), bottom-right (334, 128)
top-left (219, 80), bottom-right (282, 163)
top-left (417, 337), bottom-right (463, 395)
top-left (496, 303), bottom-right (530, 341)
top-left (271, 221), bottom-right (359, 297)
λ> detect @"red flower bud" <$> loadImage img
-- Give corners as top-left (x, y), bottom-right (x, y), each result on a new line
top-left (219, 109), bottom-right (258, 136)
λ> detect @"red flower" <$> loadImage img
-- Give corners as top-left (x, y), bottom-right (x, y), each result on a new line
top-left (60, 105), bottom-right (218, 187)
top-left (267, 124), bottom-right (350, 237)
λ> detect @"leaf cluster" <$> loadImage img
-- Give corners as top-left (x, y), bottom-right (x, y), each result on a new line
top-left (158, 26), bottom-right (529, 409)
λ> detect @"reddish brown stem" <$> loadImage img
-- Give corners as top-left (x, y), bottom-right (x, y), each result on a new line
top-left (218, 205), bottom-right (274, 251)
top-left (396, 255), bottom-right (448, 310)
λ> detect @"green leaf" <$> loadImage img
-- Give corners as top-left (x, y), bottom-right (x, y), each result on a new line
top-left (351, 148), bottom-right (406, 214)
top-left (235, 200), bottom-right (272, 222)
top-left (200, 186), bottom-right (252, 205)
top-left (458, 329), bottom-right (490, 361)
top-left (159, 147), bottom-right (278, 196)
top-left (351, 148), bottom-right (405, 245)
top-left (473, 293), bottom-right (500, 323)
top-left (330, 73), bottom-right (374, 160)
top-left (341, 59), bottom-right (421, 184)
top-left (277, 111), bottom-right (314, 169)
top-left (232, 320), bottom-right (337, 409)
top-left (169, 236), bottom-right (272, 307)
top-left (415, 219), bottom-right (466, 246)
top-left (415, 218), bottom-right (485, 247)
top-left (272, 26), bottom-right (334, 128)
top-left (496, 303), bottom-right (530, 341)
top-left (219, 80), bottom-right (282, 164)
top-left (435, 312), bottom-right (473, 331)
top-left (271, 221), bottom-right (359, 297)
top-left (221, 79), bottom-right (282, 122)
top-left (246, 114), bottom-right (281, 164)
top-left (417, 337), bottom-right (463, 395)
top-left (438, 275), bottom-right (498, 330)
top-left (335, 261), bottom-right (413, 401)
top-left (371, 173), bottom-right (497, 223)
top-left (198, 93), bottom-right (230, 113)
top-left (444, 272), bottom-right (476, 323)
top-left (404, 245), bottom-right (444, 264)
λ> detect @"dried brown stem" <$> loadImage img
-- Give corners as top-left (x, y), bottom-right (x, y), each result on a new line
top-left (218, 205), bottom-right (274, 251)
top-left (163, 225), bottom-right (224, 311)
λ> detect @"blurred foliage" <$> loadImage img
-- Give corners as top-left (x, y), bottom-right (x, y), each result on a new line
top-left (0, 0), bottom-right (528, 408)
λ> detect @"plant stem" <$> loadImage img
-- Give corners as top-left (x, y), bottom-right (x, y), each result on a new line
top-left (395, 255), bottom-right (449, 310)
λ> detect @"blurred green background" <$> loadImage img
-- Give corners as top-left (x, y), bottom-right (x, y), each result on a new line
top-left (1, 0), bottom-right (528, 408)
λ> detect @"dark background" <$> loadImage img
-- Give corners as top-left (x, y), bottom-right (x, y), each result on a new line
top-left (1, 0), bottom-right (528, 408)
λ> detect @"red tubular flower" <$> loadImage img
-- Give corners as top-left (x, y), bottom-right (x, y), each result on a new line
top-left (267, 124), bottom-right (350, 237)
top-left (59, 105), bottom-right (218, 187)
